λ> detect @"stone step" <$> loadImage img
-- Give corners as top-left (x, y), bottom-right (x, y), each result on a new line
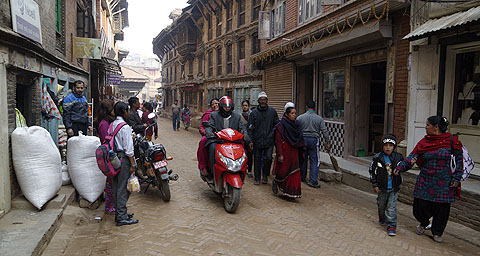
top-left (318, 168), bottom-right (342, 182)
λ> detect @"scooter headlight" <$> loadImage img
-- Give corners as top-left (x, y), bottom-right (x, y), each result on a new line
top-left (218, 152), bottom-right (246, 172)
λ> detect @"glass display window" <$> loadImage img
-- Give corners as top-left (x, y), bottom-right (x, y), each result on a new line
top-left (322, 71), bottom-right (345, 121)
top-left (452, 50), bottom-right (480, 126)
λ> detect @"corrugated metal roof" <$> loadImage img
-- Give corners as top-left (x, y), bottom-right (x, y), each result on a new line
top-left (404, 6), bottom-right (480, 40)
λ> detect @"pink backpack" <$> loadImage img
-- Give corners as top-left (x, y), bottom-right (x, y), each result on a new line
top-left (96, 122), bottom-right (127, 176)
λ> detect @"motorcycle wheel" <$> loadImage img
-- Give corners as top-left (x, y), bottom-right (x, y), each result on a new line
top-left (158, 178), bottom-right (171, 202)
top-left (224, 185), bottom-right (241, 213)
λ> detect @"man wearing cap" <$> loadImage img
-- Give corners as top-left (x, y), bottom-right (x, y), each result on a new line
top-left (247, 92), bottom-right (279, 185)
top-left (297, 100), bottom-right (331, 188)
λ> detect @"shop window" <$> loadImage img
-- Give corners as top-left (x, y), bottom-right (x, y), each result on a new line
top-left (227, 43), bottom-right (233, 74)
top-left (238, 0), bottom-right (246, 27)
top-left (217, 47), bottom-right (223, 76)
top-left (273, 0), bottom-right (286, 37)
top-left (452, 51), bottom-right (480, 126)
top-left (252, 0), bottom-right (261, 21)
top-left (226, 1), bottom-right (233, 32)
top-left (322, 71), bottom-right (345, 121)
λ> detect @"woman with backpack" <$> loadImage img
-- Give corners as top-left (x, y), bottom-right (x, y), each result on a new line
top-left (394, 116), bottom-right (463, 243)
top-left (111, 102), bottom-right (139, 226)
top-left (95, 99), bottom-right (115, 215)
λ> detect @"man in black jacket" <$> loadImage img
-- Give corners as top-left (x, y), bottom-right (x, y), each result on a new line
top-left (205, 96), bottom-right (248, 178)
top-left (127, 97), bottom-right (147, 135)
top-left (247, 92), bottom-right (279, 185)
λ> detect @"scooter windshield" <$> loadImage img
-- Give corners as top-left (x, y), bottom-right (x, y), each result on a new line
top-left (215, 128), bottom-right (244, 142)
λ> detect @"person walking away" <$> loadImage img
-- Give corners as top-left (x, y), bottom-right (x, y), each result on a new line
top-left (95, 99), bottom-right (116, 215)
top-left (394, 116), bottom-right (463, 243)
top-left (127, 97), bottom-right (147, 136)
top-left (369, 134), bottom-right (411, 236)
top-left (241, 100), bottom-right (253, 178)
top-left (272, 102), bottom-right (305, 199)
top-left (205, 96), bottom-right (248, 178)
top-left (197, 98), bottom-right (219, 176)
top-left (111, 102), bottom-right (139, 226)
top-left (296, 100), bottom-right (331, 188)
top-left (248, 92), bottom-right (279, 185)
top-left (172, 100), bottom-right (181, 131)
top-left (181, 104), bottom-right (191, 130)
top-left (63, 80), bottom-right (91, 137)
top-left (141, 102), bottom-right (158, 141)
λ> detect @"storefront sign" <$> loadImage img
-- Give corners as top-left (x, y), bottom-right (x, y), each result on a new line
top-left (107, 74), bottom-right (122, 85)
top-left (11, 0), bottom-right (42, 44)
top-left (73, 37), bottom-right (102, 59)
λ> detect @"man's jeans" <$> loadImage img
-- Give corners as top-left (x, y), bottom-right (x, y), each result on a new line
top-left (300, 137), bottom-right (319, 184)
top-left (377, 189), bottom-right (398, 229)
top-left (172, 113), bottom-right (180, 130)
top-left (254, 146), bottom-right (273, 182)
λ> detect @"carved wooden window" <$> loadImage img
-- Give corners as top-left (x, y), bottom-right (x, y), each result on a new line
top-left (238, 0), bottom-right (246, 27)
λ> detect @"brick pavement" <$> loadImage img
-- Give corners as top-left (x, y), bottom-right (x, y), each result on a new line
top-left (42, 118), bottom-right (479, 256)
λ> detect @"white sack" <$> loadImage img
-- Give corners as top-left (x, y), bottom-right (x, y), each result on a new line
top-left (67, 134), bottom-right (106, 203)
top-left (61, 162), bottom-right (71, 185)
top-left (12, 126), bottom-right (62, 210)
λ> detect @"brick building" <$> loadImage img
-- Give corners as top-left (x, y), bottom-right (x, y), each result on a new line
top-left (0, 0), bottom-right (128, 217)
top-left (153, 0), bottom-right (263, 119)
top-left (252, 0), bottom-right (411, 158)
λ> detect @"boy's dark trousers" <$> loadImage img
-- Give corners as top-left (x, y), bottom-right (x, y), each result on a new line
top-left (377, 189), bottom-right (398, 229)
top-left (113, 152), bottom-right (131, 222)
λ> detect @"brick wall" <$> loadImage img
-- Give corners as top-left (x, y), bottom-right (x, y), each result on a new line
top-left (392, 12), bottom-right (410, 142)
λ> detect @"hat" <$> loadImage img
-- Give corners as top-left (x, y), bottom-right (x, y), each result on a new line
top-left (284, 102), bottom-right (295, 112)
top-left (381, 134), bottom-right (397, 147)
top-left (258, 91), bottom-right (268, 99)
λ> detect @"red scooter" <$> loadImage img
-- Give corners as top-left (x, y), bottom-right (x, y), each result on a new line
top-left (202, 126), bottom-right (247, 213)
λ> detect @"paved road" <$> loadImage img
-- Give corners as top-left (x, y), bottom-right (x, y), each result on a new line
top-left (43, 118), bottom-right (479, 256)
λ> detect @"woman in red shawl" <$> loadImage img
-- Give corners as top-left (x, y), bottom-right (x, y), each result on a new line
top-left (394, 116), bottom-right (463, 243)
top-left (272, 102), bottom-right (305, 199)
top-left (197, 98), bottom-right (219, 176)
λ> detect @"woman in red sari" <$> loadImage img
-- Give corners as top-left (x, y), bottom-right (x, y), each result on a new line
top-left (272, 102), bottom-right (305, 199)
top-left (197, 98), bottom-right (219, 176)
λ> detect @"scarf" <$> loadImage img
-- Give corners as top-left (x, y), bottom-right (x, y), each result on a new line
top-left (412, 132), bottom-right (462, 168)
top-left (276, 116), bottom-right (305, 148)
top-left (241, 110), bottom-right (251, 121)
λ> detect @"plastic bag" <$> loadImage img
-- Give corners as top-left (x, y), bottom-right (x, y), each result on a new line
top-left (127, 174), bottom-right (140, 193)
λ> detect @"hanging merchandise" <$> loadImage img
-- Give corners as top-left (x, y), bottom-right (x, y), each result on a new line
top-left (11, 126), bottom-right (62, 210)
top-left (41, 79), bottom-right (62, 120)
top-left (15, 108), bottom-right (27, 128)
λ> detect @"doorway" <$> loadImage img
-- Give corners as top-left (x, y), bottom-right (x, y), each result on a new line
top-left (352, 61), bottom-right (386, 156)
top-left (296, 64), bottom-right (314, 114)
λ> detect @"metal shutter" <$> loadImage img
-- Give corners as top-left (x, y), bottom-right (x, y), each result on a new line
top-left (265, 62), bottom-right (293, 116)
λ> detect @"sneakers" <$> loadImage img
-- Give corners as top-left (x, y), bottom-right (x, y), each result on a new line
top-left (387, 227), bottom-right (396, 236)
top-left (247, 172), bottom-right (253, 178)
top-left (416, 224), bottom-right (425, 235)
top-left (262, 176), bottom-right (268, 184)
top-left (306, 182), bottom-right (321, 188)
top-left (433, 235), bottom-right (443, 243)
top-left (253, 180), bottom-right (260, 185)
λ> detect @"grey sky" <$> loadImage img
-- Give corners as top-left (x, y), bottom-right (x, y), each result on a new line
top-left (119, 0), bottom-right (188, 58)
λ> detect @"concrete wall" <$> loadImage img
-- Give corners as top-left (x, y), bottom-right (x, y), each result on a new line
top-left (0, 48), bottom-right (10, 216)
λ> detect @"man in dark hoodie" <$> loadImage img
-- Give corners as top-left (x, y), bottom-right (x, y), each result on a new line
top-left (247, 92), bottom-right (279, 185)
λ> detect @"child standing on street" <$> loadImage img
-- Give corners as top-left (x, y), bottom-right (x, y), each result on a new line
top-left (369, 134), bottom-right (413, 236)
top-left (181, 104), bottom-right (191, 130)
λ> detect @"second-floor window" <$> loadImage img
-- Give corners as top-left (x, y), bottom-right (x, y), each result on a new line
top-left (216, 47), bottom-right (223, 76)
top-left (238, 40), bottom-right (245, 74)
top-left (227, 43), bottom-right (233, 74)
top-left (298, 0), bottom-right (323, 25)
top-left (273, 0), bottom-right (286, 37)
top-left (55, 0), bottom-right (65, 54)
top-left (252, 0), bottom-right (261, 21)
top-left (198, 56), bottom-right (204, 75)
top-left (226, 1), bottom-right (233, 32)
top-left (188, 60), bottom-right (193, 75)
top-left (208, 51), bottom-right (213, 77)
top-left (252, 34), bottom-right (260, 54)
top-left (207, 14), bottom-right (212, 40)
top-left (238, 0), bottom-right (246, 27)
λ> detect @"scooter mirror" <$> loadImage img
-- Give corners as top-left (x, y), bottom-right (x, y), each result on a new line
top-left (202, 121), bottom-right (210, 127)
top-left (147, 113), bottom-right (156, 119)
top-left (166, 156), bottom-right (173, 161)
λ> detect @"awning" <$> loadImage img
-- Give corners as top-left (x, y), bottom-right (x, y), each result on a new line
top-left (91, 57), bottom-right (122, 74)
top-left (404, 6), bottom-right (480, 40)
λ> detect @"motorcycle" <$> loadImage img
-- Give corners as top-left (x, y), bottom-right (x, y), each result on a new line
top-left (202, 122), bottom-right (247, 213)
top-left (135, 113), bottom-right (178, 201)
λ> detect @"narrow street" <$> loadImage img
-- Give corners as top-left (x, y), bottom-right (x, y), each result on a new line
top-left (41, 117), bottom-right (479, 256)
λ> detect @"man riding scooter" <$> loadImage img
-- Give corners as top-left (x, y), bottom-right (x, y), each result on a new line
top-left (204, 96), bottom-right (249, 180)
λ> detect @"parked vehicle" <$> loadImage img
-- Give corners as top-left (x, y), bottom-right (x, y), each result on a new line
top-left (201, 122), bottom-right (247, 213)
top-left (135, 113), bottom-right (178, 201)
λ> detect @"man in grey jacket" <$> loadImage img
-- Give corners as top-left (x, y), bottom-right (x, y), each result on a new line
top-left (297, 100), bottom-right (331, 188)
